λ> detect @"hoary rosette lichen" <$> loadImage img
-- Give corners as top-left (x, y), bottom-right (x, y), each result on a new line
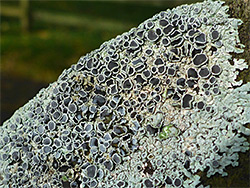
top-left (0, 0), bottom-right (249, 188)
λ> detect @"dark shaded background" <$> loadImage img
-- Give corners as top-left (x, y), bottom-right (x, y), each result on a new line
top-left (0, 0), bottom-right (249, 187)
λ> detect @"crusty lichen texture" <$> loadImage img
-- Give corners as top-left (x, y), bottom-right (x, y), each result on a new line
top-left (0, 0), bottom-right (249, 188)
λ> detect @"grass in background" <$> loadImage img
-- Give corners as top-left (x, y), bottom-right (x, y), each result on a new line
top-left (1, 22), bottom-right (118, 82)
top-left (1, 0), bottom-right (199, 82)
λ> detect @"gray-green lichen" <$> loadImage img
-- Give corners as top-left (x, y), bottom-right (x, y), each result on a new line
top-left (0, 0), bottom-right (250, 188)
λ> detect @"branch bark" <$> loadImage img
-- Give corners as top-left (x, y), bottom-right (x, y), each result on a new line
top-left (225, 0), bottom-right (250, 83)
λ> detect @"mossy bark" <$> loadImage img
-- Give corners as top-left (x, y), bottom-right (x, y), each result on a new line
top-left (200, 0), bottom-right (250, 187)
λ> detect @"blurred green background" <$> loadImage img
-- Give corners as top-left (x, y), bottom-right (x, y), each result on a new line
top-left (0, 1), bottom-right (249, 187)
top-left (0, 0), bottom-right (201, 124)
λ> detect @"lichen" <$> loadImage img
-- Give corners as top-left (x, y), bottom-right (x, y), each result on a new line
top-left (0, 0), bottom-right (250, 188)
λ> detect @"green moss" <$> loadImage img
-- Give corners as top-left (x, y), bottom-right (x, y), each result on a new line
top-left (159, 124), bottom-right (180, 139)
top-left (61, 175), bottom-right (68, 182)
top-left (159, 124), bottom-right (173, 139)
